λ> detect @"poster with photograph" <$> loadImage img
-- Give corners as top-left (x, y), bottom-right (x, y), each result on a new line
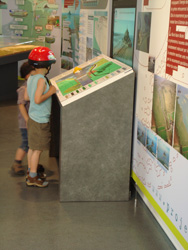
top-left (78, 0), bottom-right (111, 65)
top-left (2, 0), bottom-right (59, 46)
top-left (151, 75), bottom-right (176, 146)
top-left (112, 8), bottom-right (135, 67)
top-left (132, 1), bottom-right (188, 249)
top-left (136, 12), bottom-right (151, 53)
top-left (61, 0), bottom-right (80, 69)
top-left (174, 85), bottom-right (188, 160)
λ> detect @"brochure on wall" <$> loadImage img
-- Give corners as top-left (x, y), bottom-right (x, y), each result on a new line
top-left (133, 1), bottom-right (188, 249)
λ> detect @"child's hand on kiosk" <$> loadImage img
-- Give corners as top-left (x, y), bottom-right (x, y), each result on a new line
top-left (49, 85), bottom-right (57, 95)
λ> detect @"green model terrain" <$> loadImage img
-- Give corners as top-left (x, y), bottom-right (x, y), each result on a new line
top-left (57, 58), bottom-right (122, 96)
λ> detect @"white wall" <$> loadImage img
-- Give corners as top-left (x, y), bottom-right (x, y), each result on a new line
top-left (132, 0), bottom-right (188, 249)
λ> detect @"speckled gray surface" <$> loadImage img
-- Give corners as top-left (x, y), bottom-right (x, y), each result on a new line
top-left (59, 72), bottom-right (135, 201)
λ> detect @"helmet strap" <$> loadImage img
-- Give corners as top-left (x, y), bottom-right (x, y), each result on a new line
top-left (45, 65), bottom-right (51, 76)
top-left (45, 76), bottom-right (51, 86)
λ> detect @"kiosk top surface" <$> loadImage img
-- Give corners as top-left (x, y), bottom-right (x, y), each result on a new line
top-left (51, 54), bottom-right (133, 106)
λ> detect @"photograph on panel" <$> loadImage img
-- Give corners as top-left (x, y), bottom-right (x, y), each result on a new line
top-left (86, 37), bottom-right (93, 61)
top-left (137, 120), bottom-right (147, 146)
top-left (151, 75), bottom-right (176, 146)
top-left (136, 12), bottom-right (152, 53)
top-left (146, 128), bottom-right (157, 158)
top-left (112, 8), bottom-right (136, 67)
top-left (93, 14), bottom-right (108, 57)
top-left (156, 139), bottom-right (170, 171)
top-left (148, 56), bottom-right (155, 73)
top-left (61, 0), bottom-right (80, 69)
top-left (174, 85), bottom-right (188, 160)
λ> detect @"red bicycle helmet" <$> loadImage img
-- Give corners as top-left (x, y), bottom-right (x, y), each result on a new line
top-left (28, 46), bottom-right (56, 68)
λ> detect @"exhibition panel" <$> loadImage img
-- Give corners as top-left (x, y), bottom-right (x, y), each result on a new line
top-left (132, 0), bottom-right (188, 249)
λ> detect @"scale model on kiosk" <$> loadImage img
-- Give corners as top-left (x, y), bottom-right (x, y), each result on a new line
top-left (50, 54), bottom-right (135, 202)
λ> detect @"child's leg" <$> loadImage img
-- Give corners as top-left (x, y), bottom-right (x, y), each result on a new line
top-left (12, 149), bottom-right (26, 175)
top-left (26, 149), bottom-right (48, 187)
top-left (30, 149), bottom-right (42, 174)
top-left (26, 118), bottom-right (49, 187)
top-left (12, 128), bottom-right (28, 175)
top-left (15, 148), bottom-right (27, 161)
top-left (26, 148), bottom-right (46, 180)
top-left (27, 148), bottom-right (33, 172)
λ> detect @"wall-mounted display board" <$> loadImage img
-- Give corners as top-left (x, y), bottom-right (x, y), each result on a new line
top-left (1, 0), bottom-right (62, 78)
top-left (61, 0), bottom-right (80, 69)
top-left (78, 0), bottom-right (112, 65)
top-left (61, 0), bottom-right (112, 70)
top-left (112, 8), bottom-right (135, 67)
top-left (1, 0), bottom-right (60, 46)
top-left (50, 54), bottom-right (135, 201)
top-left (132, 1), bottom-right (188, 249)
top-left (110, 0), bottom-right (137, 67)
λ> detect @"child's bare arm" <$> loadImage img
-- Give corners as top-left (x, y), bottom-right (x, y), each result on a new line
top-left (18, 104), bottom-right (29, 122)
top-left (34, 78), bottom-right (56, 104)
top-left (24, 87), bottom-right (30, 101)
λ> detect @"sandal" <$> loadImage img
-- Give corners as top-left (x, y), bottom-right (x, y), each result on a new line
top-left (11, 162), bottom-right (25, 176)
top-left (26, 175), bottom-right (48, 188)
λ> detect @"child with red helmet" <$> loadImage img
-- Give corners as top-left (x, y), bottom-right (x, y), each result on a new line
top-left (25, 46), bottom-right (57, 187)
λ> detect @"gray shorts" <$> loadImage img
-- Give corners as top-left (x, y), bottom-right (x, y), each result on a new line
top-left (28, 118), bottom-right (51, 151)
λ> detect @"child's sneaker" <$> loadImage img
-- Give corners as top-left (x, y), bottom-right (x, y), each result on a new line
top-left (26, 175), bottom-right (48, 188)
top-left (26, 164), bottom-right (47, 181)
top-left (37, 164), bottom-right (46, 179)
top-left (11, 162), bottom-right (25, 176)
top-left (37, 164), bottom-right (45, 174)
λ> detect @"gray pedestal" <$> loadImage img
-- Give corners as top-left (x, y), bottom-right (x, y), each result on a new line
top-left (58, 71), bottom-right (135, 201)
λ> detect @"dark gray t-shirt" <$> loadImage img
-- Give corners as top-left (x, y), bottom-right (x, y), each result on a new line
top-left (17, 81), bottom-right (29, 129)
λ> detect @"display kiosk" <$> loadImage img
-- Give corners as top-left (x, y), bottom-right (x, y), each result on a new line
top-left (50, 55), bottom-right (135, 202)
top-left (0, 36), bottom-right (37, 102)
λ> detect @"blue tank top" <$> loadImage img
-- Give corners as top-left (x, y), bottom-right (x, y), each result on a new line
top-left (27, 74), bottom-right (52, 123)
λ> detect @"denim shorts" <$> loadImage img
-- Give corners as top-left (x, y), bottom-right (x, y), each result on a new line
top-left (19, 128), bottom-right (29, 153)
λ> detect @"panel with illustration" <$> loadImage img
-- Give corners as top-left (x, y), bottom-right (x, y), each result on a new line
top-left (132, 0), bottom-right (188, 249)
top-left (2, 0), bottom-right (60, 46)
top-left (112, 8), bottom-right (136, 67)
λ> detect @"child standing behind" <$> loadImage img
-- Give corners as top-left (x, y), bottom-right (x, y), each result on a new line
top-left (24, 46), bottom-right (57, 188)
top-left (11, 62), bottom-right (35, 175)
